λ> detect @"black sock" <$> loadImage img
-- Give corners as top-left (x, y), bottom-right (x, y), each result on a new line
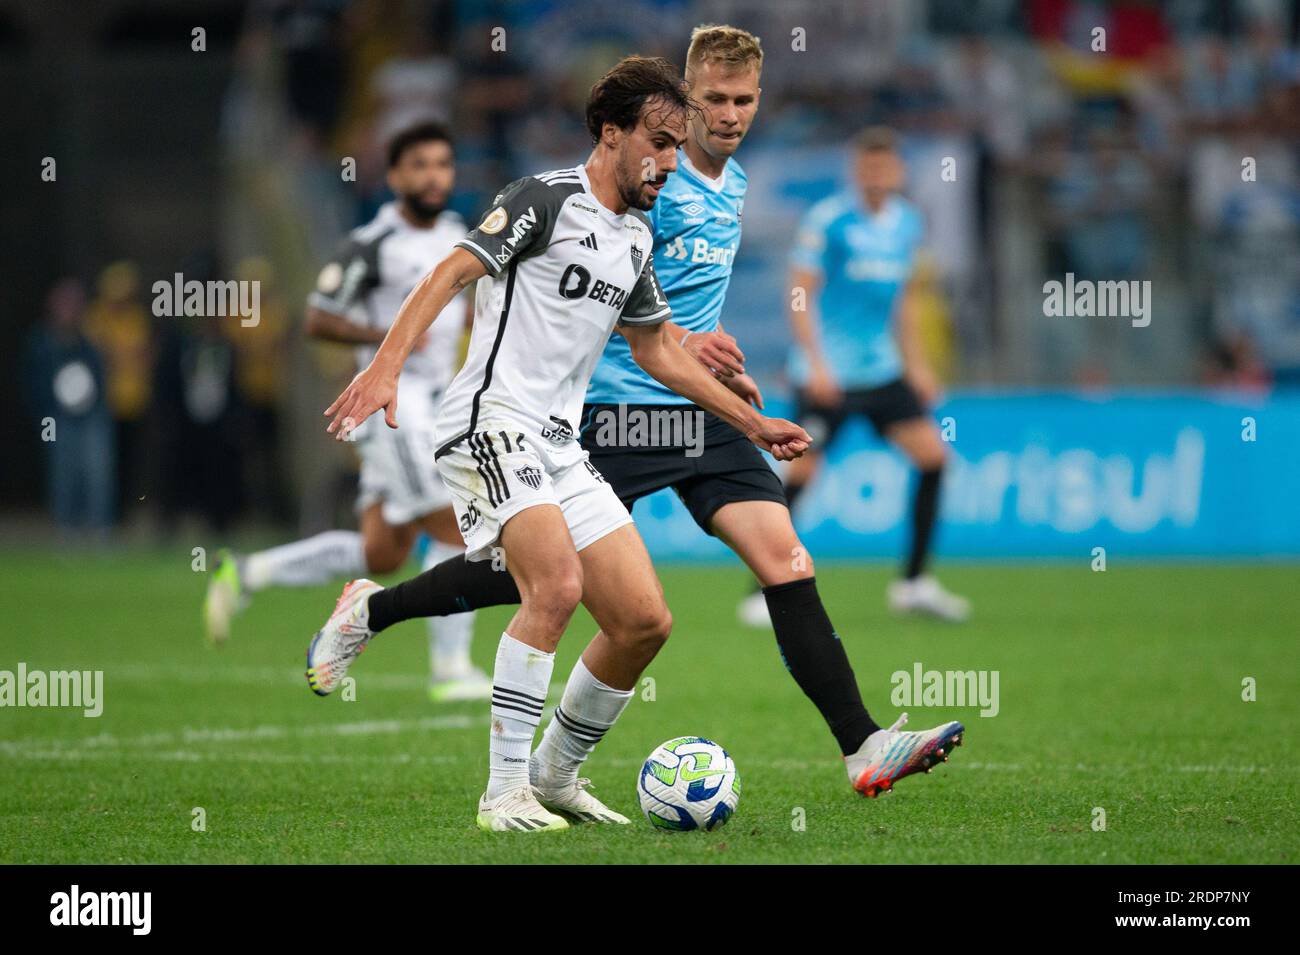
top-left (906, 467), bottom-right (943, 580)
top-left (762, 577), bottom-right (879, 755)
top-left (366, 555), bottom-right (521, 633)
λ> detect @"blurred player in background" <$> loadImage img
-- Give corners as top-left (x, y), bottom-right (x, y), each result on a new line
top-left (743, 126), bottom-right (970, 624)
top-left (203, 121), bottom-right (490, 702)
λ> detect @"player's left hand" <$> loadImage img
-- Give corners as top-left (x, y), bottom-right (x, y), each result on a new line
top-left (684, 330), bottom-right (745, 378)
top-left (748, 417), bottom-right (811, 461)
top-left (724, 372), bottom-right (764, 409)
top-left (325, 365), bottom-right (399, 440)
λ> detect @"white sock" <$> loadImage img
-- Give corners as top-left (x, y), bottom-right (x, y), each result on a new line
top-left (487, 632), bottom-right (554, 800)
top-left (534, 657), bottom-right (633, 791)
top-left (241, 530), bottom-right (366, 592)
top-left (424, 539), bottom-right (476, 681)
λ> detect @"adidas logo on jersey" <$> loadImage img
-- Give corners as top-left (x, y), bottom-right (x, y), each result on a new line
top-left (662, 236), bottom-right (736, 267)
top-left (579, 233), bottom-right (599, 250)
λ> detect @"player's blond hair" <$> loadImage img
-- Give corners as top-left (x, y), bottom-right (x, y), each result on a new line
top-left (685, 24), bottom-right (763, 78)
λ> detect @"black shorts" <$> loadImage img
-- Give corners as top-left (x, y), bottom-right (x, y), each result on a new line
top-left (795, 377), bottom-right (927, 448)
top-left (579, 402), bottom-right (787, 534)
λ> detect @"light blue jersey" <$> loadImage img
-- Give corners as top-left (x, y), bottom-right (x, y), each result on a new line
top-left (585, 150), bottom-right (746, 405)
top-left (788, 193), bottom-right (924, 390)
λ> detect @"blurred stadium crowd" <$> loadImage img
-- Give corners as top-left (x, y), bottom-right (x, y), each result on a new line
top-left (11, 0), bottom-right (1300, 538)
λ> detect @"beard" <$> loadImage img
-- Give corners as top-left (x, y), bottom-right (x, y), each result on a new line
top-left (401, 192), bottom-right (446, 222)
top-left (618, 160), bottom-right (665, 211)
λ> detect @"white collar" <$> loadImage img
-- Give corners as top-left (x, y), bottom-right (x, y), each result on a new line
top-left (678, 149), bottom-right (727, 193)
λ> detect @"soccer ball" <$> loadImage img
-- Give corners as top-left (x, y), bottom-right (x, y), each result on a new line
top-left (637, 736), bottom-right (740, 832)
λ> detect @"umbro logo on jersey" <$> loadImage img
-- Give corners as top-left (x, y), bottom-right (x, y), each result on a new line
top-left (579, 233), bottom-right (599, 251)
top-left (682, 202), bottom-right (705, 217)
top-left (541, 416), bottom-right (575, 444)
top-left (514, 466), bottom-right (543, 491)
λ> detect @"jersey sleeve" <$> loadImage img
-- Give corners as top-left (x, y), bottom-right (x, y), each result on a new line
top-left (902, 206), bottom-right (926, 282)
top-left (455, 177), bottom-right (559, 276)
top-left (307, 234), bottom-right (381, 316)
top-left (789, 204), bottom-right (833, 275)
top-left (618, 254), bottom-right (672, 327)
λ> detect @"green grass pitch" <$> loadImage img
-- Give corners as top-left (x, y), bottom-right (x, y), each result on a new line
top-left (1, 551), bottom-right (1296, 864)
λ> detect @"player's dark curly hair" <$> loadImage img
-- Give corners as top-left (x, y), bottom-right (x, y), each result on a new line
top-left (387, 121), bottom-right (454, 167)
top-left (585, 56), bottom-right (698, 145)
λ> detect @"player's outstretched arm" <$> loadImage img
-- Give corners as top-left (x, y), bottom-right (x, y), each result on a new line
top-left (663, 320), bottom-right (746, 377)
top-left (788, 264), bottom-right (840, 406)
top-left (324, 247), bottom-right (485, 440)
top-left (622, 322), bottom-right (810, 460)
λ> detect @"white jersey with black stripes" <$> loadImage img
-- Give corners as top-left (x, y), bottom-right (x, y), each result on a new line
top-left (435, 165), bottom-right (671, 462)
top-left (308, 201), bottom-right (469, 391)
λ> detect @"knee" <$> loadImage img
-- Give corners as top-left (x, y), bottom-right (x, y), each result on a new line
top-left (522, 563), bottom-right (584, 630)
top-left (753, 536), bottom-right (815, 587)
top-left (916, 446), bottom-right (946, 472)
top-left (617, 601), bottom-right (673, 656)
top-left (364, 542), bottom-right (406, 575)
top-left (913, 437), bottom-right (948, 473)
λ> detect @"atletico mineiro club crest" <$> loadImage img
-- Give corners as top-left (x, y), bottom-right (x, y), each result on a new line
top-left (515, 466), bottom-right (543, 491)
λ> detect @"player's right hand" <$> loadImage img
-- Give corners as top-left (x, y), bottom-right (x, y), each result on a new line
top-left (684, 330), bottom-right (745, 378)
top-left (325, 366), bottom-right (398, 440)
top-left (748, 417), bottom-right (811, 461)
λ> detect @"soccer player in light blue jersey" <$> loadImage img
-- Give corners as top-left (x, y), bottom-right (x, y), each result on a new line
top-left (774, 126), bottom-right (970, 622)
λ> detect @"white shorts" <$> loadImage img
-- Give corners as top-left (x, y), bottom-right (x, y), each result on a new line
top-left (435, 428), bottom-right (632, 562)
top-left (354, 378), bottom-right (454, 526)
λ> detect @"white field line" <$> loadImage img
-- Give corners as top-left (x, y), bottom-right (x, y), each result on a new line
top-left (591, 756), bottom-right (1280, 776)
top-left (0, 714), bottom-right (486, 758)
top-left (3, 728), bottom-right (1278, 779)
top-left (107, 662), bottom-right (429, 691)
top-left (2, 749), bottom-right (464, 766)
top-left (88, 663), bottom-right (569, 696)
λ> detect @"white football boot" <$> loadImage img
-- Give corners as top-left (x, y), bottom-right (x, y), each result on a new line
top-left (845, 713), bottom-right (965, 798)
top-left (736, 590), bottom-right (772, 628)
top-left (305, 579), bottom-right (383, 696)
top-left (532, 775), bottom-right (630, 825)
top-left (476, 788), bottom-right (570, 833)
top-left (887, 575), bottom-right (971, 622)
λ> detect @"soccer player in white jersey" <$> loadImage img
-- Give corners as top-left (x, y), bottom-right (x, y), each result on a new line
top-left (203, 123), bottom-right (490, 702)
top-left (310, 56), bottom-right (811, 832)
top-left (305, 30), bottom-right (967, 804)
